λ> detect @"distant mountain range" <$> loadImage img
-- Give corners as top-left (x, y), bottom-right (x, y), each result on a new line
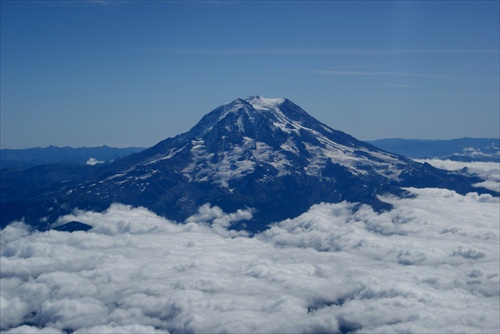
top-left (2, 138), bottom-right (497, 170)
top-left (1, 97), bottom-right (497, 231)
top-left (0, 145), bottom-right (144, 169)
top-left (367, 138), bottom-right (499, 162)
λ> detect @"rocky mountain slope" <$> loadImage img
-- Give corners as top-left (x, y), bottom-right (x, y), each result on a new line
top-left (0, 96), bottom-right (490, 231)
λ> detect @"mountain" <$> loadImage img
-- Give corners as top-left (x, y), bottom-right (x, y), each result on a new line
top-left (367, 138), bottom-right (500, 162)
top-left (0, 96), bottom-right (492, 232)
top-left (0, 145), bottom-right (145, 169)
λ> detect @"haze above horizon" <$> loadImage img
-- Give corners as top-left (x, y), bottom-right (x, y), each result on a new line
top-left (1, 0), bottom-right (499, 149)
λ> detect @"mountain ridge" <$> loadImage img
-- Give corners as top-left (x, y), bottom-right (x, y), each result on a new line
top-left (0, 145), bottom-right (144, 169)
top-left (3, 138), bottom-right (497, 168)
top-left (1, 97), bottom-right (495, 231)
top-left (367, 138), bottom-right (499, 162)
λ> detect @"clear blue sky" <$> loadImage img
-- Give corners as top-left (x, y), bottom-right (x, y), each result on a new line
top-left (1, 0), bottom-right (499, 148)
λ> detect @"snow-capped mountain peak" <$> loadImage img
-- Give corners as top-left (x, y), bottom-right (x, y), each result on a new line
top-left (246, 96), bottom-right (285, 110)
top-left (215, 96), bottom-right (286, 122)
top-left (138, 97), bottom-right (411, 188)
top-left (6, 96), bottom-right (487, 232)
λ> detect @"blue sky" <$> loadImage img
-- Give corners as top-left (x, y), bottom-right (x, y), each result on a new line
top-left (1, 0), bottom-right (499, 148)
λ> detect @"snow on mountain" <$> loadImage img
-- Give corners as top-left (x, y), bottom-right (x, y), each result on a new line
top-left (0, 97), bottom-right (493, 231)
top-left (247, 95), bottom-right (285, 110)
top-left (138, 96), bottom-right (408, 188)
top-left (2, 97), bottom-right (498, 334)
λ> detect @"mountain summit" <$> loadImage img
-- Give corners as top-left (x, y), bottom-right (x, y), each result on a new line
top-left (134, 96), bottom-right (409, 186)
top-left (0, 97), bottom-right (490, 231)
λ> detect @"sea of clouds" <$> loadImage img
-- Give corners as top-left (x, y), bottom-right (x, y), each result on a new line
top-left (1, 160), bottom-right (499, 333)
top-left (417, 158), bottom-right (500, 193)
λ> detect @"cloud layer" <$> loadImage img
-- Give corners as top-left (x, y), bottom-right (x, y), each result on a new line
top-left (417, 158), bottom-right (500, 192)
top-left (1, 164), bottom-right (499, 333)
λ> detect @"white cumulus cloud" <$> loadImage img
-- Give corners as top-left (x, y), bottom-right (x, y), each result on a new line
top-left (1, 161), bottom-right (499, 333)
top-left (416, 158), bottom-right (500, 192)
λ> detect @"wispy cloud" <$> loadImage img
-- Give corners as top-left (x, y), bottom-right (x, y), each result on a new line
top-left (295, 69), bottom-right (498, 81)
top-left (308, 70), bottom-right (467, 79)
top-left (146, 47), bottom-right (500, 56)
top-left (270, 66), bottom-right (498, 82)
top-left (344, 83), bottom-right (418, 89)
